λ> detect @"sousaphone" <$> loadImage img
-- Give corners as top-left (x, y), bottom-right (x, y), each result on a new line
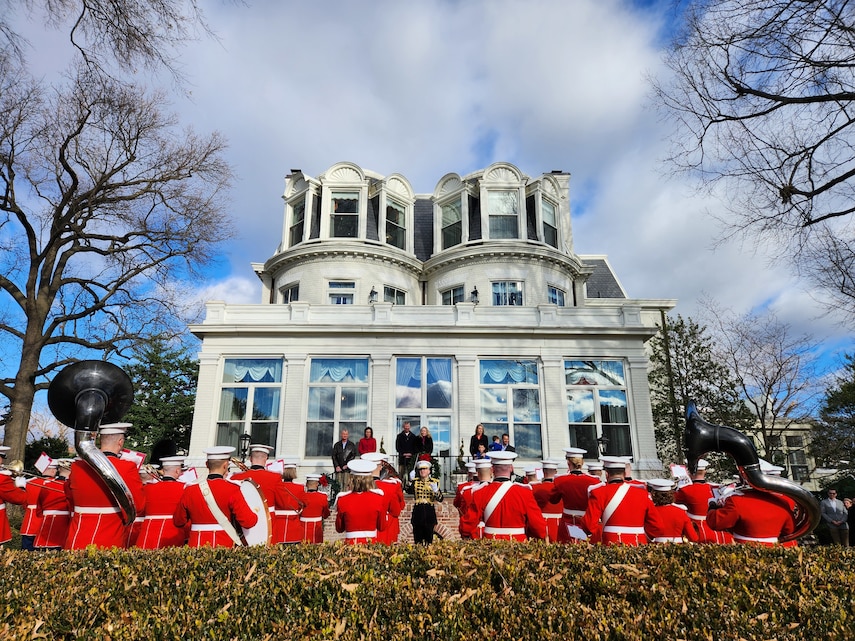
top-left (48, 360), bottom-right (137, 526)
top-left (684, 401), bottom-right (820, 542)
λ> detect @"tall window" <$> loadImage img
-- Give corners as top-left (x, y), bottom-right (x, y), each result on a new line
top-left (493, 281), bottom-right (524, 306)
top-left (441, 198), bottom-right (462, 248)
top-left (280, 283), bottom-right (299, 303)
top-left (441, 286), bottom-right (464, 305)
top-left (479, 359), bottom-right (541, 459)
top-left (289, 200), bottom-right (305, 247)
top-left (306, 358), bottom-right (369, 458)
top-left (384, 286), bottom-right (406, 305)
top-left (331, 192), bottom-right (359, 238)
top-left (542, 199), bottom-right (558, 248)
top-left (217, 359), bottom-right (282, 450)
top-left (488, 190), bottom-right (519, 239)
top-left (385, 200), bottom-right (406, 249)
top-left (396, 357), bottom-right (453, 456)
top-left (548, 286), bottom-right (566, 306)
top-left (329, 281), bottom-right (354, 305)
top-left (565, 360), bottom-right (631, 457)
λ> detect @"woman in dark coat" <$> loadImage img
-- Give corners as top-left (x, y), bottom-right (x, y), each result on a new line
top-left (469, 423), bottom-right (489, 457)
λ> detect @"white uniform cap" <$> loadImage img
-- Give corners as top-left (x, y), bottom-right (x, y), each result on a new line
top-left (647, 478), bottom-right (675, 492)
top-left (204, 446), bottom-right (235, 460)
top-left (159, 456), bottom-right (186, 468)
top-left (0, 446), bottom-right (10, 455)
top-left (564, 447), bottom-right (587, 457)
top-left (696, 458), bottom-right (710, 470)
top-left (361, 452), bottom-right (388, 462)
top-left (56, 458), bottom-right (73, 469)
top-left (475, 459), bottom-right (493, 469)
top-left (99, 422), bottom-right (131, 435)
top-left (347, 459), bottom-right (376, 476)
top-left (487, 451), bottom-right (518, 464)
top-left (524, 465), bottom-right (538, 475)
top-left (464, 461), bottom-right (477, 471)
top-left (586, 461), bottom-right (604, 471)
top-left (248, 444), bottom-right (273, 454)
top-left (305, 473), bottom-right (321, 482)
top-left (540, 460), bottom-right (560, 470)
top-left (600, 456), bottom-right (627, 470)
top-left (415, 460), bottom-right (432, 470)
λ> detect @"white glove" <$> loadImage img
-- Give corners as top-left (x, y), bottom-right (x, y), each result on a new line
top-left (409, 470), bottom-right (416, 481)
top-left (430, 482), bottom-right (439, 493)
top-left (14, 476), bottom-right (27, 489)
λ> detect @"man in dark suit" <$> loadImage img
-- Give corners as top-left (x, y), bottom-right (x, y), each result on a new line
top-left (331, 429), bottom-right (358, 488)
top-left (501, 433), bottom-right (516, 453)
top-left (395, 421), bottom-right (418, 478)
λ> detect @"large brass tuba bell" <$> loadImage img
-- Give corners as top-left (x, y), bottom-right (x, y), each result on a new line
top-left (684, 401), bottom-right (820, 542)
top-left (48, 360), bottom-right (137, 526)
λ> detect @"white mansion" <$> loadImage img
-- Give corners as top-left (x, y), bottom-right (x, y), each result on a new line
top-left (187, 161), bottom-right (675, 477)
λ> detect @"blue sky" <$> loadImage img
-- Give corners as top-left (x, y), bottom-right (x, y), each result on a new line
top-left (7, 0), bottom-right (854, 379)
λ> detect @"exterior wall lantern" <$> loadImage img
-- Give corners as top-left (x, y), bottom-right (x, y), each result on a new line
top-left (368, 287), bottom-right (378, 304)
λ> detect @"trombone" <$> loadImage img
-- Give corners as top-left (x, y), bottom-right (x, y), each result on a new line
top-left (1, 460), bottom-right (69, 494)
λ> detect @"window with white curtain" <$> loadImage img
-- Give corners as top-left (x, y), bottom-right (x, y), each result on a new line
top-left (328, 280), bottom-right (354, 305)
top-left (565, 360), bottom-right (632, 458)
top-left (306, 358), bottom-right (369, 458)
top-left (488, 190), bottom-right (519, 239)
top-left (479, 359), bottom-right (542, 459)
top-left (218, 358), bottom-right (283, 451)
top-left (395, 357), bottom-right (454, 456)
top-left (330, 191), bottom-right (359, 238)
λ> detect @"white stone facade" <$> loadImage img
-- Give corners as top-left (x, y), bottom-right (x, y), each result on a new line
top-left (188, 161), bottom-right (676, 477)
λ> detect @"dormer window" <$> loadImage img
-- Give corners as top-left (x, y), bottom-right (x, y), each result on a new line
top-left (488, 190), bottom-right (519, 239)
top-left (441, 198), bottom-right (463, 249)
top-left (385, 199), bottom-right (406, 250)
top-left (331, 192), bottom-right (359, 238)
top-left (542, 199), bottom-right (558, 248)
top-left (289, 200), bottom-right (306, 247)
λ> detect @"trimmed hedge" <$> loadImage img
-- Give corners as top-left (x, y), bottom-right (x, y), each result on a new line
top-left (0, 543), bottom-right (852, 640)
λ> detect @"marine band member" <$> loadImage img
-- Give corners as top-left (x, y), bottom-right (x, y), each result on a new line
top-left (173, 446), bottom-right (258, 548)
top-left (64, 423), bottom-right (145, 550)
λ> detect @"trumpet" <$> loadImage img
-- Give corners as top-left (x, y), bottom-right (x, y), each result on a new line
top-left (0, 460), bottom-right (69, 494)
top-left (141, 464), bottom-right (163, 481)
top-left (230, 457), bottom-right (250, 472)
top-left (1, 459), bottom-right (44, 479)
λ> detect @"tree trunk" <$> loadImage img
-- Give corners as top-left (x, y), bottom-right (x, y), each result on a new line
top-left (5, 359), bottom-right (38, 462)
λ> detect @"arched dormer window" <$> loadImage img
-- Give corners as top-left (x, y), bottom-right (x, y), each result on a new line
top-left (375, 174), bottom-right (414, 253)
top-left (432, 173), bottom-right (470, 252)
top-left (527, 173), bottom-right (565, 251)
top-left (479, 163), bottom-right (527, 241)
top-left (320, 163), bottom-right (368, 241)
top-left (282, 172), bottom-right (315, 250)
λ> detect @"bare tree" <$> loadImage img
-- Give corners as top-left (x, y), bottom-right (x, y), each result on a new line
top-left (655, 1), bottom-right (855, 319)
top-left (0, 57), bottom-right (233, 460)
top-left (700, 299), bottom-right (822, 470)
top-left (0, 0), bottom-right (212, 81)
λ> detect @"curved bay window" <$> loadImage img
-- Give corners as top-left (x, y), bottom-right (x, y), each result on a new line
top-left (565, 360), bottom-right (632, 457)
top-left (218, 359), bottom-right (283, 451)
top-left (479, 359), bottom-right (542, 459)
top-left (306, 358), bottom-right (369, 458)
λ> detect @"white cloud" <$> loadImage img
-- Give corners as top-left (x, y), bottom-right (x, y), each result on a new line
top-left (7, 0), bottom-right (853, 365)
